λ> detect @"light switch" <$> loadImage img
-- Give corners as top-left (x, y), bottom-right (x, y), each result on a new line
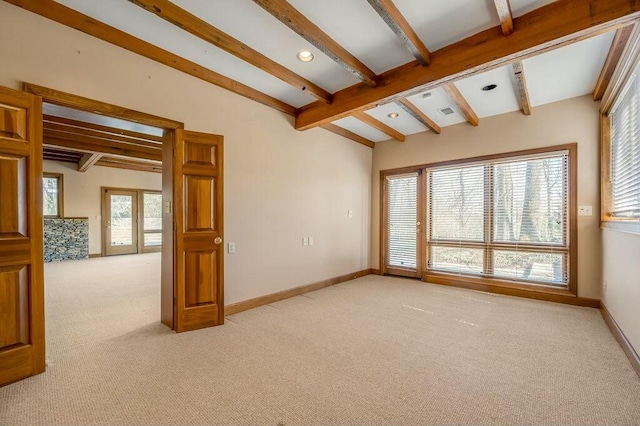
top-left (348, 210), bottom-right (353, 218)
top-left (302, 237), bottom-right (308, 246)
top-left (309, 237), bottom-right (314, 246)
top-left (578, 205), bottom-right (593, 216)
top-left (163, 201), bottom-right (172, 214)
top-left (227, 242), bottom-right (235, 254)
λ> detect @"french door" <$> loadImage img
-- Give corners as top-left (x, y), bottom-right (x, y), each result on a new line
top-left (104, 189), bottom-right (139, 256)
top-left (381, 171), bottom-right (424, 278)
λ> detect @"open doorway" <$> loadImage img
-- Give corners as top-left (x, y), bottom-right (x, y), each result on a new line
top-left (0, 82), bottom-right (225, 387)
top-left (24, 82), bottom-right (226, 332)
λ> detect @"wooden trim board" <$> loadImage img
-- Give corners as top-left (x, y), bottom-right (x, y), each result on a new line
top-left (225, 269), bottom-right (374, 316)
top-left (424, 274), bottom-right (600, 308)
top-left (600, 302), bottom-right (640, 378)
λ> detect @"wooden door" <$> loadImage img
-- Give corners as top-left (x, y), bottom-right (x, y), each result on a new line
top-left (0, 86), bottom-right (45, 386)
top-left (103, 188), bottom-right (138, 256)
top-left (173, 130), bottom-right (224, 332)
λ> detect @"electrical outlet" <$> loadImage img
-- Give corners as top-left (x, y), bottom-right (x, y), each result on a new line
top-left (302, 237), bottom-right (308, 246)
top-left (308, 237), bottom-right (314, 246)
top-left (578, 205), bottom-right (593, 216)
top-left (603, 280), bottom-right (608, 292)
top-left (227, 242), bottom-right (235, 254)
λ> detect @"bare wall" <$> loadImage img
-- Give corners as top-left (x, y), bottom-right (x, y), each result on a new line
top-left (0, 3), bottom-right (372, 305)
top-left (602, 230), bottom-right (640, 355)
top-left (43, 160), bottom-right (162, 255)
top-left (371, 96), bottom-right (602, 299)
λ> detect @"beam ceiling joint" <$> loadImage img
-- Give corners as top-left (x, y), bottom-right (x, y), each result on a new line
top-left (367, 0), bottom-right (431, 65)
top-left (252, 0), bottom-right (378, 86)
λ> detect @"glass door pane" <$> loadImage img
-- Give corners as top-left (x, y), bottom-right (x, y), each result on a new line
top-left (105, 189), bottom-right (138, 256)
top-left (111, 195), bottom-right (133, 246)
top-left (386, 173), bottom-right (419, 275)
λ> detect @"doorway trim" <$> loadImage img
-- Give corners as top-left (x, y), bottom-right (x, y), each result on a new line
top-left (23, 82), bottom-right (184, 328)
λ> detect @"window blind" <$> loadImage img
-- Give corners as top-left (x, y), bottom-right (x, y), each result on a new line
top-left (610, 75), bottom-right (640, 218)
top-left (426, 151), bottom-right (569, 286)
top-left (386, 173), bottom-right (418, 270)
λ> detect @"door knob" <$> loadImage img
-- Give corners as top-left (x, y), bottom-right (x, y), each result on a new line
top-left (214, 237), bottom-right (223, 245)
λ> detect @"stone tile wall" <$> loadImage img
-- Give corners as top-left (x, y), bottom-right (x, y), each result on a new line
top-left (44, 218), bottom-right (89, 262)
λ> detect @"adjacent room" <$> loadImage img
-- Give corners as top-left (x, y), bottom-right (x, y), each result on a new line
top-left (0, 0), bottom-right (639, 425)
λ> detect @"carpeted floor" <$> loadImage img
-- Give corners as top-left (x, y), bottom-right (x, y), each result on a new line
top-left (1, 253), bottom-right (639, 425)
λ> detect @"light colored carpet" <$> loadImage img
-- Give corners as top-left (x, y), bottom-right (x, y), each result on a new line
top-left (1, 253), bottom-right (639, 425)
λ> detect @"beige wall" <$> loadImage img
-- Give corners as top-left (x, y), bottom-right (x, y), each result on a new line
top-left (602, 230), bottom-right (640, 354)
top-left (43, 160), bottom-right (162, 255)
top-left (0, 3), bottom-right (372, 305)
top-left (372, 96), bottom-right (602, 299)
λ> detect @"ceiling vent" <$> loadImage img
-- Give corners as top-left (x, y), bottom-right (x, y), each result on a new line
top-left (438, 106), bottom-right (456, 116)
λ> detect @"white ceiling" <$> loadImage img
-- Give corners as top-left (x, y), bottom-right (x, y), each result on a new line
top-left (340, 31), bottom-right (616, 140)
top-left (50, 0), bottom-right (616, 142)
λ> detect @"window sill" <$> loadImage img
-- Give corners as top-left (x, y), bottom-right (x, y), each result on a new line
top-left (601, 220), bottom-right (640, 236)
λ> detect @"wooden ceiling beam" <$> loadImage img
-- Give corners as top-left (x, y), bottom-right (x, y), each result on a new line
top-left (493, 0), bottom-right (514, 36)
top-left (43, 149), bottom-right (83, 163)
top-left (127, 0), bottom-right (332, 104)
top-left (295, 0), bottom-right (640, 130)
top-left (512, 61), bottom-right (532, 115)
top-left (43, 122), bottom-right (161, 149)
top-left (43, 129), bottom-right (162, 155)
top-left (367, 0), bottom-right (431, 65)
top-left (442, 83), bottom-right (479, 126)
top-left (77, 153), bottom-right (103, 172)
top-left (593, 25), bottom-right (634, 101)
top-left (44, 137), bottom-right (162, 162)
top-left (320, 123), bottom-right (375, 148)
top-left (95, 157), bottom-right (162, 173)
top-left (396, 98), bottom-right (441, 134)
top-left (7, 0), bottom-right (297, 116)
top-left (352, 111), bottom-right (405, 142)
top-left (252, 0), bottom-right (377, 86)
top-left (43, 115), bottom-right (164, 142)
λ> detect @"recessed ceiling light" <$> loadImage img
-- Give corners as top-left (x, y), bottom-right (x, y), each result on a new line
top-left (297, 50), bottom-right (314, 62)
top-left (482, 84), bottom-right (498, 91)
top-left (388, 112), bottom-right (399, 119)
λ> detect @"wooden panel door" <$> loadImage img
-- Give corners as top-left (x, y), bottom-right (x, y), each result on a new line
top-left (0, 86), bottom-right (45, 386)
top-left (173, 130), bottom-right (223, 332)
top-left (103, 188), bottom-right (139, 256)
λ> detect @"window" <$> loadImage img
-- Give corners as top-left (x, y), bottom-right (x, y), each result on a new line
top-left (382, 145), bottom-right (576, 292)
top-left (43, 173), bottom-right (63, 217)
top-left (606, 71), bottom-right (640, 221)
top-left (143, 192), bottom-right (162, 247)
top-left (427, 151), bottom-right (570, 287)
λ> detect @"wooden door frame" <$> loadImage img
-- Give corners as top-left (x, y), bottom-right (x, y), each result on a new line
top-left (23, 83), bottom-right (183, 329)
top-left (101, 187), bottom-right (162, 256)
